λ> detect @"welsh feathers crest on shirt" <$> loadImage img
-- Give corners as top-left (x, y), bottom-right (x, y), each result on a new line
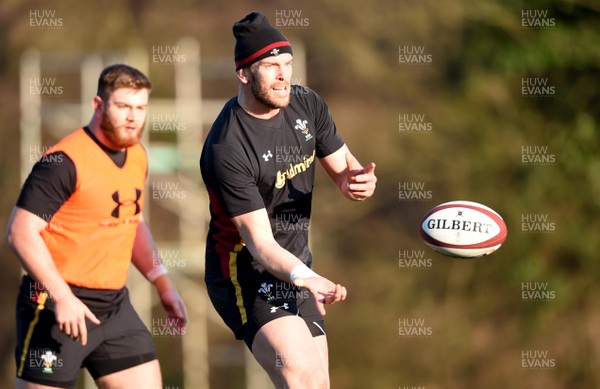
top-left (294, 119), bottom-right (313, 141)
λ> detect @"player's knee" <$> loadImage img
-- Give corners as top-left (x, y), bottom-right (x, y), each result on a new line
top-left (279, 363), bottom-right (329, 389)
top-left (308, 369), bottom-right (330, 389)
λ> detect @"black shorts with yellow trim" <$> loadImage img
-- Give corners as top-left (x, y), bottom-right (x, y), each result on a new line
top-left (14, 275), bottom-right (157, 388)
top-left (206, 271), bottom-right (326, 351)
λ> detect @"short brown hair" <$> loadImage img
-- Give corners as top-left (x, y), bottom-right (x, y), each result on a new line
top-left (96, 64), bottom-right (152, 101)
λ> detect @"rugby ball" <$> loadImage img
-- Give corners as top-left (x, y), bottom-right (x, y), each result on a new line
top-left (420, 201), bottom-right (507, 258)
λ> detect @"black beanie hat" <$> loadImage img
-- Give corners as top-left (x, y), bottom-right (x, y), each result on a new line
top-left (233, 12), bottom-right (293, 71)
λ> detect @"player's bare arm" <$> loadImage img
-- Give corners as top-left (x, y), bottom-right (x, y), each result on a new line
top-left (6, 206), bottom-right (100, 345)
top-left (319, 144), bottom-right (377, 201)
top-left (231, 208), bottom-right (302, 278)
top-left (231, 208), bottom-right (347, 314)
top-left (131, 215), bottom-right (188, 330)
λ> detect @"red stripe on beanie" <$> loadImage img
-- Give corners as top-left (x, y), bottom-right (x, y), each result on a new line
top-left (235, 41), bottom-right (292, 69)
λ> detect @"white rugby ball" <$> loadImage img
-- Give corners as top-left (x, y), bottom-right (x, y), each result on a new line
top-left (420, 200), bottom-right (507, 258)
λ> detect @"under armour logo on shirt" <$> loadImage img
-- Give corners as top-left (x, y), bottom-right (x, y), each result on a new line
top-left (262, 150), bottom-right (273, 161)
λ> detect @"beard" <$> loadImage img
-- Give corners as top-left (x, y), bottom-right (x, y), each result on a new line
top-left (100, 110), bottom-right (144, 149)
top-left (249, 73), bottom-right (290, 109)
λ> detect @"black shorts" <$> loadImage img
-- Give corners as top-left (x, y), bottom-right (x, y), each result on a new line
top-left (207, 272), bottom-right (326, 351)
top-left (15, 275), bottom-right (157, 388)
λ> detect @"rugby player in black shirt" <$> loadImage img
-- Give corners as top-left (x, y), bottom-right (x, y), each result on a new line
top-left (201, 12), bottom-right (376, 388)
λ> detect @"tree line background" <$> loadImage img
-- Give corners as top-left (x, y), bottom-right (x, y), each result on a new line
top-left (0, 0), bottom-right (599, 388)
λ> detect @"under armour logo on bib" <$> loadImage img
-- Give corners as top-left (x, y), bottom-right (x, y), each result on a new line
top-left (111, 189), bottom-right (142, 218)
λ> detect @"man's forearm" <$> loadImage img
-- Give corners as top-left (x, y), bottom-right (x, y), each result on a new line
top-left (248, 240), bottom-right (310, 282)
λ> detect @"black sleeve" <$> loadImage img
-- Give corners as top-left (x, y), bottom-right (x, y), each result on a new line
top-left (16, 152), bottom-right (77, 219)
top-left (205, 143), bottom-right (265, 218)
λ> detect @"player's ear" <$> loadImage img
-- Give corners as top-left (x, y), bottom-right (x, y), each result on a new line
top-left (237, 68), bottom-right (251, 84)
top-left (92, 96), bottom-right (104, 113)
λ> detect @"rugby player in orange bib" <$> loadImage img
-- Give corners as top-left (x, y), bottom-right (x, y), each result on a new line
top-left (6, 64), bottom-right (188, 389)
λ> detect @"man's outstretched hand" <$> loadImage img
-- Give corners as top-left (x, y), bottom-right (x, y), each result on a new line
top-left (293, 276), bottom-right (347, 316)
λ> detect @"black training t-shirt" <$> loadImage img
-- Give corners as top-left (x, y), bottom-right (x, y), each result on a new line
top-left (200, 86), bottom-right (344, 281)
